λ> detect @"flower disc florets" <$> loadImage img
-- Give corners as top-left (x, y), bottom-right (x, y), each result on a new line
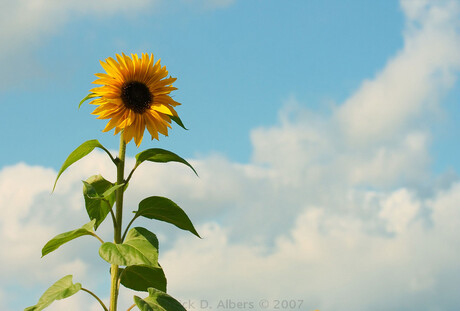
top-left (121, 81), bottom-right (153, 114)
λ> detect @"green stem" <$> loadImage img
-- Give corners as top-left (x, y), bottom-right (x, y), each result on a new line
top-left (109, 264), bottom-right (119, 311)
top-left (109, 132), bottom-right (126, 311)
top-left (81, 287), bottom-right (108, 311)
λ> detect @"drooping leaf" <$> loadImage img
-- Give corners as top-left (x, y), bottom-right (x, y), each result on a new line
top-left (120, 265), bottom-right (167, 292)
top-left (82, 175), bottom-right (123, 229)
top-left (42, 220), bottom-right (97, 257)
top-left (99, 227), bottom-right (159, 267)
top-left (170, 115), bottom-right (188, 130)
top-left (134, 288), bottom-right (186, 311)
top-left (24, 275), bottom-right (81, 311)
top-left (53, 140), bottom-right (114, 191)
top-left (135, 148), bottom-right (197, 176)
top-left (134, 196), bottom-right (200, 238)
top-left (78, 93), bottom-right (96, 108)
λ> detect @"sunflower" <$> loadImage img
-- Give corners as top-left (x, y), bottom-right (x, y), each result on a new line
top-left (89, 53), bottom-right (181, 146)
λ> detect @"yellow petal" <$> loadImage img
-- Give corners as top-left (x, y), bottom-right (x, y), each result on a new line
top-left (150, 104), bottom-right (175, 116)
top-left (133, 114), bottom-right (145, 146)
top-left (100, 59), bottom-right (123, 81)
top-left (102, 111), bottom-right (125, 132)
top-left (144, 113), bottom-right (159, 140)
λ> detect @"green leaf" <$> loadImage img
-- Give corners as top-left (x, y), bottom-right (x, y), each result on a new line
top-left (102, 183), bottom-right (125, 197)
top-left (78, 93), bottom-right (95, 109)
top-left (99, 227), bottom-right (159, 267)
top-left (120, 265), bottom-right (167, 292)
top-left (135, 148), bottom-right (198, 176)
top-left (134, 288), bottom-right (186, 311)
top-left (82, 178), bottom-right (112, 229)
top-left (53, 139), bottom-right (114, 191)
top-left (42, 220), bottom-right (96, 257)
top-left (83, 175), bottom-right (124, 229)
top-left (170, 115), bottom-right (188, 130)
top-left (134, 196), bottom-right (200, 238)
top-left (24, 275), bottom-right (81, 311)
top-left (83, 179), bottom-right (125, 200)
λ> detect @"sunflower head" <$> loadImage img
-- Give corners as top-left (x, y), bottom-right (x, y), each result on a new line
top-left (89, 53), bottom-right (181, 146)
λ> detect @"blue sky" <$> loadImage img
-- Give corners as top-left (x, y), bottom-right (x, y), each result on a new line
top-left (1, 0), bottom-right (407, 167)
top-left (2, 1), bottom-right (460, 311)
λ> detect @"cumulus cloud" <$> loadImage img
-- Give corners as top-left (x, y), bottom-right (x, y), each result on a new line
top-left (2, 0), bottom-right (460, 310)
top-left (162, 184), bottom-right (460, 310)
top-left (336, 0), bottom-right (460, 146)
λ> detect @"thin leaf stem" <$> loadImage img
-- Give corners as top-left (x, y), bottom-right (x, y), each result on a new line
top-left (90, 232), bottom-right (104, 244)
top-left (121, 215), bottom-right (137, 243)
top-left (103, 199), bottom-right (118, 229)
top-left (126, 303), bottom-right (136, 311)
top-left (81, 287), bottom-right (108, 311)
top-left (100, 146), bottom-right (117, 166)
top-left (124, 164), bottom-right (139, 185)
top-left (117, 268), bottom-right (125, 289)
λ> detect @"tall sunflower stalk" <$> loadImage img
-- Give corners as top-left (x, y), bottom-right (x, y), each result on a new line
top-left (26, 53), bottom-right (199, 311)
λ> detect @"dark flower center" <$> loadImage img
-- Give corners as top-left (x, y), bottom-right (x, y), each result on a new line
top-left (121, 81), bottom-right (153, 114)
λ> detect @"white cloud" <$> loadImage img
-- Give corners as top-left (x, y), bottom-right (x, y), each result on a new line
top-left (162, 183), bottom-right (460, 310)
top-left (46, 294), bottom-right (101, 311)
top-left (379, 188), bottom-right (420, 234)
top-left (336, 0), bottom-right (460, 146)
top-left (0, 289), bottom-right (10, 311)
top-left (2, 0), bottom-right (460, 310)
